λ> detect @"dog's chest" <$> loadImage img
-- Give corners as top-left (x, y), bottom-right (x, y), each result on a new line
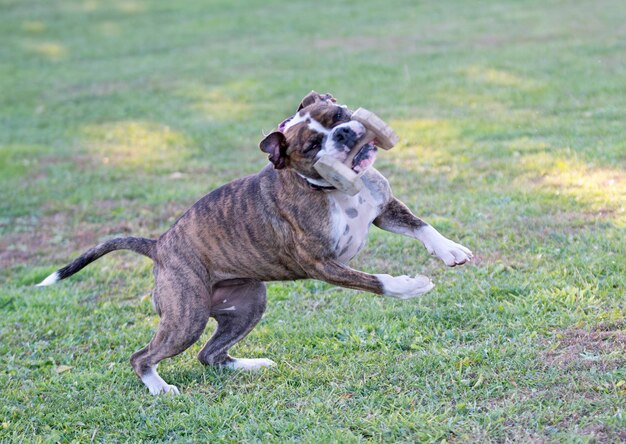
top-left (328, 189), bottom-right (382, 262)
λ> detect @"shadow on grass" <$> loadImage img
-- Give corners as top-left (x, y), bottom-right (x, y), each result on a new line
top-left (382, 115), bottom-right (624, 225)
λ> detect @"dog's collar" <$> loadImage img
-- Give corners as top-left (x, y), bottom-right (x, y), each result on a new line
top-left (308, 182), bottom-right (336, 191)
top-left (296, 173), bottom-right (336, 191)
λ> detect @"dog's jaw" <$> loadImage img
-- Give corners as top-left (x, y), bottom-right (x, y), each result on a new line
top-left (351, 143), bottom-right (377, 173)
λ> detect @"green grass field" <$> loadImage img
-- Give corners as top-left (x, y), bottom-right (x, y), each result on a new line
top-left (1, 0), bottom-right (625, 441)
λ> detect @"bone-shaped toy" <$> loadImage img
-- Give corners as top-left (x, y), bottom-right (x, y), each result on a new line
top-left (313, 108), bottom-right (399, 195)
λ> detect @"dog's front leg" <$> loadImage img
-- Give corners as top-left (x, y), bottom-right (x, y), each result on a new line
top-left (302, 258), bottom-right (434, 299)
top-left (374, 197), bottom-right (473, 267)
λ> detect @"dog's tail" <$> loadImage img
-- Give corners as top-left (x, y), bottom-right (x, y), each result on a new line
top-left (36, 236), bottom-right (157, 287)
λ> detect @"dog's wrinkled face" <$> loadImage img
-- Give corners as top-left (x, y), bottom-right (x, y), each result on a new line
top-left (259, 91), bottom-right (378, 181)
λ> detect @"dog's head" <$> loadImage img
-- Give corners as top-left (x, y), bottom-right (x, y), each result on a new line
top-left (259, 91), bottom-right (377, 182)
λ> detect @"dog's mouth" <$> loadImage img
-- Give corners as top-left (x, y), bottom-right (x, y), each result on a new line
top-left (351, 142), bottom-right (377, 174)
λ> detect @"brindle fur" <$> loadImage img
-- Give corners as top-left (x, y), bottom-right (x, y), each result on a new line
top-left (39, 91), bottom-right (472, 394)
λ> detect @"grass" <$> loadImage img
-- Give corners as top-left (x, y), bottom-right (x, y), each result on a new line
top-left (1, 0), bottom-right (625, 441)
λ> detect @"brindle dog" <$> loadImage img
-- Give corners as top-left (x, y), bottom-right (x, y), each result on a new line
top-left (37, 92), bottom-right (473, 395)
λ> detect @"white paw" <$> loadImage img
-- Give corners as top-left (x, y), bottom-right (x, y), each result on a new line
top-left (225, 358), bottom-right (276, 371)
top-left (376, 274), bottom-right (435, 299)
top-left (141, 367), bottom-right (181, 396)
top-left (416, 226), bottom-right (473, 267)
top-left (428, 238), bottom-right (473, 267)
top-left (149, 384), bottom-right (180, 396)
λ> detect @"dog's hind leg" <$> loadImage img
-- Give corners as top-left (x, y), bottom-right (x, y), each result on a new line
top-left (130, 269), bottom-right (211, 395)
top-left (198, 279), bottom-right (274, 371)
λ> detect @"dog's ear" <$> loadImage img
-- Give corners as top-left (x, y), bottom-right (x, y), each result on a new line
top-left (260, 131), bottom-right (288, 169)
top-left (297, 90), bottom-right (336, 111)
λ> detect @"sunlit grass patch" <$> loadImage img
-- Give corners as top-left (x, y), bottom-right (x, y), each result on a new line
top-left (516, 152), bottom-right (626, 221)
top-left (21, 40), bottom-right (68, 61)
top-left (386, 118), bottom-right (466, 177)
top-left (463, 65), bottom-right (542, 90)
top-left (21, 21), bottom-right (46, 33)
top-left (82, 121), bottom-right (192, 171)
top-left (96, 21), bottom-right (122, 38)
top-left (112, 0), bottom-right (146, 13)
top-left (392, 118), bottom-right (462, 148)
top-left (175, 80), bottom-right (257, 122)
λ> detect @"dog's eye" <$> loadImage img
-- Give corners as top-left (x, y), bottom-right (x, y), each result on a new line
top-left (333, 109), bottom-right (345, 123)
top-left (304, 136), bottom-right (323, 154)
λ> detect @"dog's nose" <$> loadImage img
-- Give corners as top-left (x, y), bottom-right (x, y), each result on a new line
top-left (334, 126), bottom-right (358, 146)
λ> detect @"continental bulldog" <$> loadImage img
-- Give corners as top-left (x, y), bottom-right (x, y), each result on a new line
top-left (37, 91), bottom-right (473, 395)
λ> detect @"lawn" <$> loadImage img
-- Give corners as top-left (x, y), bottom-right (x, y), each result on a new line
top-left (1, 0), bottom-right (625, 441)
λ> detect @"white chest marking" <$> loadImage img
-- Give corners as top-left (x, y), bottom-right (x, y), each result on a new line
top-left (329, 188), bottom-right (381, 262)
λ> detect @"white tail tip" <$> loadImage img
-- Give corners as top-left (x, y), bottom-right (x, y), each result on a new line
top-left (36, 271), bottom-right (60, 287)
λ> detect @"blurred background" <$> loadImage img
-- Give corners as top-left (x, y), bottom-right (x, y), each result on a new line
top-left (1, 0), bottom-right (624, 441)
